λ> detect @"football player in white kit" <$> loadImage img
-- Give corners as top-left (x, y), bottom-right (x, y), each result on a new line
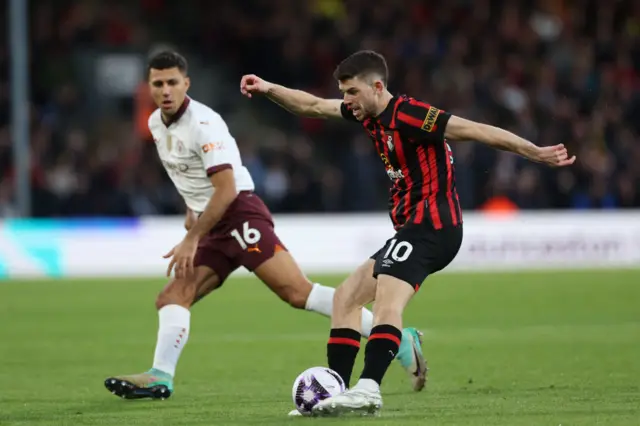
top-left (103, 51), bottom-right (427, 406)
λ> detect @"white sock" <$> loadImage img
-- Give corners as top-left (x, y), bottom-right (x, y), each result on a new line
top-left (152, 304), bottom-right (190, 377)
top-left (305, 283), bottom-right (374, 337)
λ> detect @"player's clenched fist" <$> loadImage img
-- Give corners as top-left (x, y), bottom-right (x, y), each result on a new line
top-left (533, 144), bottom-right (577, 168)
top-left (240, 74), bottom-right (272, 98)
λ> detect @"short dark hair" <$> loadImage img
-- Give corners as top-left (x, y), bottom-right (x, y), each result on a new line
top-left (333, 50), bottom-right (388, 85)
top-left (147, 51), bottom-right (188, 78)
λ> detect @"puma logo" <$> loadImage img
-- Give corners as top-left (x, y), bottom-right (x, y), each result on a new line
top-left (247, 245), bottom-right (261, 253)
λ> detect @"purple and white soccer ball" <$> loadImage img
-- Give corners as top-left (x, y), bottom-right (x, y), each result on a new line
top-left (292, 366), bottom-right (346, 415)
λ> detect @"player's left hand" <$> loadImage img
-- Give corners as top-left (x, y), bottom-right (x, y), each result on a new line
top-left (535, 144), bottom-right (576, 167)
top-left (164, 237), bottom-right (198, 279)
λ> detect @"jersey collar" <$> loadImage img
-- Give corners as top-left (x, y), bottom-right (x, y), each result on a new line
top-left (375, 95), bottom-right (399, 125)
top-left (162, 96), bottom-right (191, 127)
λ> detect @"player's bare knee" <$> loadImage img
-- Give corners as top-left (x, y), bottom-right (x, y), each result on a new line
top-left (334, 265), bottom-right (371, 312)
top-left (155, 292), bottom-right (173, 310)
top-left (155, 280), bottom-right (195, 311)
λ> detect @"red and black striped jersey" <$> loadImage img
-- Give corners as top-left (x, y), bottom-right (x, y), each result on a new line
top-left (341, 95), bottom-right (462, 231)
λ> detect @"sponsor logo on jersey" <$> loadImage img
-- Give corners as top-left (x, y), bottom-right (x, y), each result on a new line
top-left (386, 168), bottom-right (405, 180)
top-left (380, 154), bottom-right (405, 181)
top-left (421, 106), bottom-right (440, 132)
top-left (162, 160), bottom-right (189, 173)
top-left (201, 142), bottom-right (224, 153)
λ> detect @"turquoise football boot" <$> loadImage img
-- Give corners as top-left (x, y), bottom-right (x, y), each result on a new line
top-left (104, 368), bottom-right (173, 400)
top-left (396, 327), bottom-right (428, 391)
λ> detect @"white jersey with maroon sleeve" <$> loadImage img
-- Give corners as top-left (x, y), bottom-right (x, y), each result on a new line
top-left (148, 97), bottom-right (255, 214)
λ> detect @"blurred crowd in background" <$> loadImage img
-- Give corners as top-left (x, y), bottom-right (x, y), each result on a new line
top-left (0, 0), bottom-right (638, 217)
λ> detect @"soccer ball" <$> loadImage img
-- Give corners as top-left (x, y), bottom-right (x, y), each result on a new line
top-left (291, 366), bottom-right (346, 415)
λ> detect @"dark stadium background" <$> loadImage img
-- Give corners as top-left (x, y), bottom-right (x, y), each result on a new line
top-left (1, 0), bottom-right (638, 218)
top-left (2, 2), bottom-right (639, 425)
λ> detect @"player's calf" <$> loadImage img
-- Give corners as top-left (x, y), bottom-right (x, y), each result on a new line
top-left (371, 274), bottom-right (415, 328)
top-left (325, 260), bottom-right (377, 387)
top-left (331, 260), bottom-right (377, 328)
top-left (351, 274), bottom-right (416, 393)
top-left (253, 250), bottom-right (313, 309)
top-left (278, 281), bottom-right (312, 310)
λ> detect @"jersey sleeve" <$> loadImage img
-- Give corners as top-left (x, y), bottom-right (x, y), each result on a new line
top-left (395, 100), bottom-right (451, 143)
top-left (340, 102), bottom-right (360, 122)
top-left (194, 116), bottom-right (235, 177)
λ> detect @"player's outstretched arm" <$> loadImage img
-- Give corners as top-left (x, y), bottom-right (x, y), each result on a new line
top-left (240, 74), bottom-right (342, 119)
top-left (444, 115), bottom-right (576, 168)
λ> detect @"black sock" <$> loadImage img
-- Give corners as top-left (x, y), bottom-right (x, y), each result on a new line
top-left (327, 328), bottom-right (361, 388)
top-left (359, 324), bottom-right (402, 386)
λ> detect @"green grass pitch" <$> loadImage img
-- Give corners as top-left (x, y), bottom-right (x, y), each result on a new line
top-left (1, 270), bottom-right (639, 425)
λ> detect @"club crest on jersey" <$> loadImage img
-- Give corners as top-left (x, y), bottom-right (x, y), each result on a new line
top-left (421, 106), bottom-right (440, 132)
top-left (177, 140), bottom-right (185, 153)
top-left (386, 135), bottom-right (394, 152)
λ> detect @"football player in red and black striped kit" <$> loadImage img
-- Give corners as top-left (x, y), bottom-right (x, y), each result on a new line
top-left (240, 50), bottom-right (575, 417)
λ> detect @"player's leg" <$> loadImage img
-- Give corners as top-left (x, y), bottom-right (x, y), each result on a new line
top-left (324, 258), bottom-right (377, 389)
top-left (225, 192), bottom-right (376, 335)
top-left (149, 263), bottom-right (226, 377)
top-left (246, 247), bottom-right (373, 418)
top-left (104, 266), bottom-right (221, 399)
top-left (354, 226), bottom-right (463, 395)
top-left (354, 273), bottom-right (416, 392)
top-left (314, 225), bottom-right (462, 416)
top-left (313, 278), bottom-right (418, 415)
top-left (241, 219), bottom-right (429, 416)
top-left (313, 273), bottom-right (416, 417)
top-left (325, 253), bottom-right (427, 392)
top-left (249, 247), bottom-right (374, 335)
top-left (104, 240), bottom-right (234, 400)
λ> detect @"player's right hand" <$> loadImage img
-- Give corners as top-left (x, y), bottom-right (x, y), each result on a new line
top-left (240, 74), bottom-right (271, 98)
top-left (534, 144), bottom-right (576, 168)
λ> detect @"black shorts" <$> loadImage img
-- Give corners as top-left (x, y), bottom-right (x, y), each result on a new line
top-left (370, 223), bottom-right (463, 290)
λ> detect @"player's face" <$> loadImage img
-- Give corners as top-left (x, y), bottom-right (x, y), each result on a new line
top-left (339, 77), bottom-right (384, 121)
top-left (148, 67), bottom-right (190, 115)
